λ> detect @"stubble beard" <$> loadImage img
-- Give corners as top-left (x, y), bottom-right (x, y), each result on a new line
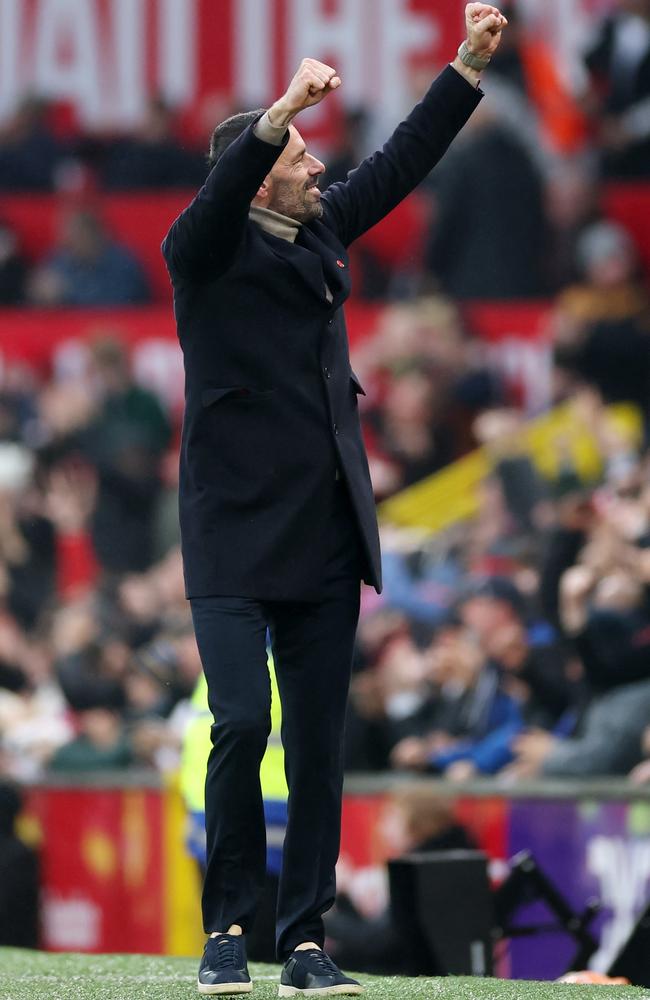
top-left (271, 179), bottom-right (323, 223)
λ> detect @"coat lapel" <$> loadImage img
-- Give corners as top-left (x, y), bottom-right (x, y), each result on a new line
top-left (253, 221), bottom-right (350, 307)
top-left (298, 225), bottom-right (350, 307)
top-left (258, 228), bottom-right (329, 304)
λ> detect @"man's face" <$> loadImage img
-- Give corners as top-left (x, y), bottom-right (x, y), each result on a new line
top-left (264, 125), bottom-right (326, 223)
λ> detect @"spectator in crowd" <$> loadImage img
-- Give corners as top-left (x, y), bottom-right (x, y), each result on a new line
top-left (48, 706), bottom-right (134, 772)
top-left (322, 107), bottom-right (370, 186)
top-left (425, 82), bottom-right (548, 300)
top-left (544, 160), bottom-right (602, 293)
top-left (0, 620), bottom-right (73, 781)
top-left (100, 97), bottom-right (207, 191)
top-left (365, 362), bottom-right (456, 490)
top-left (353, 297), bottom-right (506, 498)
top-left (28, 208), bottom-right (150, 307)
top-left (585, 0), bottom-right (650, 177)
top-left (388, 619), bottom-right (524, 777)
top-left (81, 335), bottom-right (172, 574)
top-left (0, 96), bottom-right (65, 192)
top-left (0, 443), bottom-right (56, 630)
top-left (0, 222), bottom-right (27, 305)
top-left (510, 675), bottom-right (650, 779)
top-left (0, 781), bottom-right (38, 947)
top-left (551, 221), bottom-right (650, 428)
top-left (473, 409), bottom-right (550, 535)
top-left (488, 2), bottom-right (587, 156)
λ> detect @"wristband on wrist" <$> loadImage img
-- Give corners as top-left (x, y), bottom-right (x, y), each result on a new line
top-left (458, 39), bottom-right (491, 71)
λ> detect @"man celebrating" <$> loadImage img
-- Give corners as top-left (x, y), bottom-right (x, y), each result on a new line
top-left (163, 5), bottom-right (506, 995)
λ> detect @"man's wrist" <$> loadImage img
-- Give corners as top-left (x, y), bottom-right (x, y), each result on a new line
top-left (451, 55), bottom-right (482, 88)
top-left (267, 100), bottom-right (296, 129)
top-left (459, 39), bottom-right (491, 70)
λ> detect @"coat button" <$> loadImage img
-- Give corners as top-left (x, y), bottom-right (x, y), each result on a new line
top-left (324, 367), bottom-right (331, 379)
top-left (333, 424), bottom-right (339, 435)
top-left (327, 318), bottom-right (333, 326)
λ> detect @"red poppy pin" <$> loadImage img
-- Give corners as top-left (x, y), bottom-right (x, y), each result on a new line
top-left (336, 259), bottom-right (345, 268)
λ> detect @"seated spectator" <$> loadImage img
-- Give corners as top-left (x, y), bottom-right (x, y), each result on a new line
top-left (477, 608), bottom-right (577, 731)
top-left (100, 97), bottom-right (207, 190)
top-left (0, 96), bottom-right (65, 192)
top-left (29, 208), bottom-right (150, 307)
top-left (509, 676), bottom-right (650, 778)
top-left (0, 221), bottom-right (27, 305)
top-left (48, 706), bottom-right (134, 772)
top-left (389, 620), bottom-right (523, 777)
top-left (585, 0), bottom-right (650, 178)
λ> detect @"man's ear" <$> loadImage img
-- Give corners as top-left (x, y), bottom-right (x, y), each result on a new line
top-left (254, 177), bottom-right (271, 203)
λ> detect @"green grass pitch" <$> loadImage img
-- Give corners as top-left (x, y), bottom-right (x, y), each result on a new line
top-left (1, 950), bottom-right (649, 1000)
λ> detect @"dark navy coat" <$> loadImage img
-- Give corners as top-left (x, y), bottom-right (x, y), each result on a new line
top-left (162, 66), bottom-right (482, 601)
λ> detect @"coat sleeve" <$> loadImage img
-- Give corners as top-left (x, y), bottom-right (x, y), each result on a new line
top-left (161, 121), bottom-right (288, 280)
top-left (320, 65), bottom-right (483, 248)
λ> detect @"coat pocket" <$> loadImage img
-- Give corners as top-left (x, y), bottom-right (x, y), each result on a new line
top-left (201, 386), bottom-right (275, 407)
top-left (198, 385), bottom-right (279, 487)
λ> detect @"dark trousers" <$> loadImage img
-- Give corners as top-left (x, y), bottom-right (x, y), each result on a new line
top-left (190, 480), bottom-right (364, 959)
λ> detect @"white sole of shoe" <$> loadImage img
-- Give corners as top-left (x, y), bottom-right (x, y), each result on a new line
top-left (278, 986), bottom-right (364, 997)
top-left (197, 981), bottom-right (253, 995)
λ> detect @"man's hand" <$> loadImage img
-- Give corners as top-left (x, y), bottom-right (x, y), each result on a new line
top-left (268, 58), bottom-right (341, 128)
top-left (466, 3), bottom-right (508, 59)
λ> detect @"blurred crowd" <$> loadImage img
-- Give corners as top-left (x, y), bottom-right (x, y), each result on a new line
top-left (0, 0), bottom-right (649, 788)
top-left (0, 306), bottom-right (649, 784)
top-left (347, 382), bottom-right (650, 783)
top-left (0, 334), bottom-right (197, 780)
top-left (2, 2), bottom-right (650, 305)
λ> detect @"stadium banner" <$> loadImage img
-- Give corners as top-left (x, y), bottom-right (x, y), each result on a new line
top-left (25, 784), bottom-right (166, 953)
top-left (508, 798), bottom-right (650, 979)
top-left (0, 0), bottom-right (613, 133)
top-left (20, 780), bottom-right (650, 974)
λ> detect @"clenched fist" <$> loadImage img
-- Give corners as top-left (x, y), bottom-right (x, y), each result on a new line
top-left (268, 58), bottom-right (341, 127)
top-left (465, 3), bottom-right (508, 60)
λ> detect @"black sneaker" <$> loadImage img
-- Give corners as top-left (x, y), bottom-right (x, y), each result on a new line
top-left (279, 949), bottom-right (364, 996)
top-left (197, 934), bottom-right (253, 995)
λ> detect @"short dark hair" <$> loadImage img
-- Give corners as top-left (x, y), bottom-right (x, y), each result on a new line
top-left (208, 108), bottom-right (267, 167)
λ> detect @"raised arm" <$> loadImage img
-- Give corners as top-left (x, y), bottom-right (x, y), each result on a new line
top-left (162, 58), bottom-right (342, 279)
top-left (321, 3), bottom-right (508, 247)
top-left (161, 120), bottom-right (285, 280)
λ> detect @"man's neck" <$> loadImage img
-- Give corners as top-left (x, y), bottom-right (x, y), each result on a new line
top-left (249, 205), bottom-right (300, 243)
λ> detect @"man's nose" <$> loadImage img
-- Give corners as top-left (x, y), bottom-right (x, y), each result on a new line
top-left (308, 156), bottom-right (325, 175)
